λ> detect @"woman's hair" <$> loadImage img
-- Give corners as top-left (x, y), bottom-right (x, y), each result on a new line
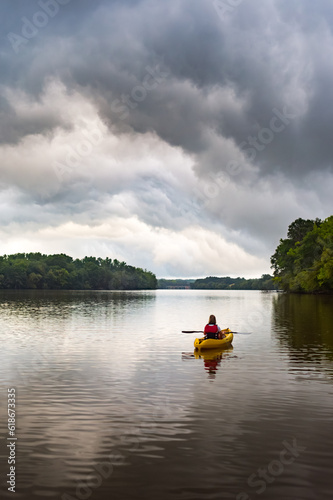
top-left (208, 314), bottom-right (216, 324)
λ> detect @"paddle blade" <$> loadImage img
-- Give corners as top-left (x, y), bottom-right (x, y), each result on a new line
top-left (230, 331), bottom-right (252, 335)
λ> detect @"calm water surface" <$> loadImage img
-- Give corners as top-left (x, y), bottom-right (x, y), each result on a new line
top-left (0, 290), bottom-right (333, 499)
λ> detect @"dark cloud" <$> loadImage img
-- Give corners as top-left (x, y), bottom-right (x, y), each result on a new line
top-left (1, 0), bottom-right (333, 181)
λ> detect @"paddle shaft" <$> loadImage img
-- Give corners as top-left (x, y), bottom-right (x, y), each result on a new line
top-left (182, 330), bottom-right (204, 333)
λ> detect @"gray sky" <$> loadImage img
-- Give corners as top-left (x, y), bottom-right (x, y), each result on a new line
top-left (0, 0), bottom-right (332, 277)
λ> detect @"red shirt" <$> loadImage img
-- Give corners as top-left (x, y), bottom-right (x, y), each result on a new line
top-left (204, 324), bottom-right (219, 334)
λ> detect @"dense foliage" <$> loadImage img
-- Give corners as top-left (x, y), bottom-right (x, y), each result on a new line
top-left (0, 253), bottom-right (157, 290)
top-left (191, 275), bottom-right (277, 290)
top-left (270, 216), bottom-right (333, 292)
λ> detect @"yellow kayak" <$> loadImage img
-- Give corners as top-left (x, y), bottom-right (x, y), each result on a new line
top-left (194, 329), bottom-right (233, 350)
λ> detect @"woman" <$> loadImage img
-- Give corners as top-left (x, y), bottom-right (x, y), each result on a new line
top-left (204, 314), bottom-right (226, 340)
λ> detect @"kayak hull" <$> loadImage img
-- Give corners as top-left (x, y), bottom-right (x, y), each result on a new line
top-left (194, 329), bottom-right (233, 350)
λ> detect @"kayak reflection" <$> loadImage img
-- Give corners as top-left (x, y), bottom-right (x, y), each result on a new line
top-left (194, 346), bottom-right (234, 378)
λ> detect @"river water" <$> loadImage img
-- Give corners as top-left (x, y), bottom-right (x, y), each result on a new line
top-left (0, 290), bottom-right (332, 500)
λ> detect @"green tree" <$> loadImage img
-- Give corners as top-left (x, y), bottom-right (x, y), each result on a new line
top-left (27, 272), bottom-right (43, 289)
top-left (271, 216), bottom-right (333, 293)
top-left (287, 218), bottom-right (321, 243)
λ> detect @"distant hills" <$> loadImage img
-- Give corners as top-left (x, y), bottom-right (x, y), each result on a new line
top-left (158, 275), bottom-right (276, 290)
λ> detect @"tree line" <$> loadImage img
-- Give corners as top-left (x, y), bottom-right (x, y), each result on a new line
top-left (0, 253), bottom-right (157, 290)
top-left (270, 216), bottom-right (333, 293)
top-left (157, 279), bottom-right (195, 288)
top-left (190, 275), bottom-right (277, 290)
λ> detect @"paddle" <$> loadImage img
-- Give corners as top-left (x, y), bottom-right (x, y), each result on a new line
top-left (182, 330), bottom-right (251, 334)
top-left (182, 330), bottom-right (204, 333)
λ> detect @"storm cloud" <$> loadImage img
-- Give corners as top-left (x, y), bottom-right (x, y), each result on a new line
top-left (0, 0), bottom-right (332, 277)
